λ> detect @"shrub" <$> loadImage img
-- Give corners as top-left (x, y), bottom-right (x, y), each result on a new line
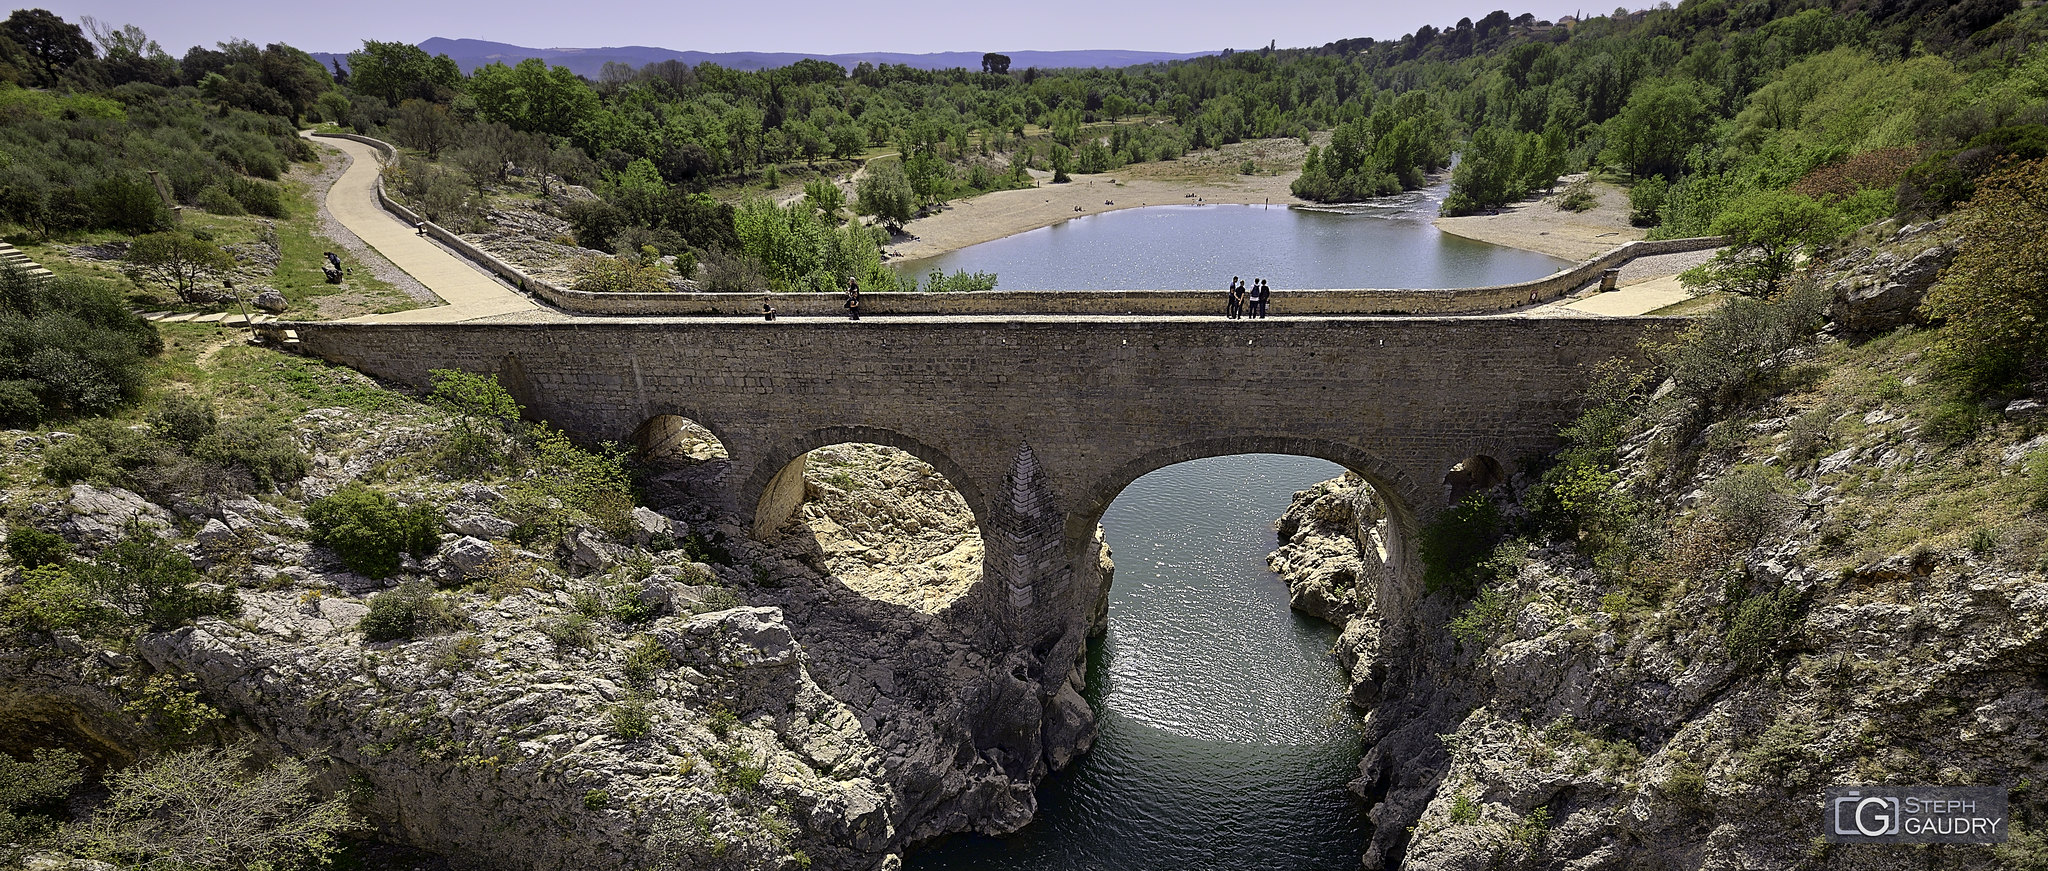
top-left (306, 484), bottom-right (442, 579)
top-left (121, 674), bottom-right (225, 746)
top-left (195, 183), bottom-right (245, 215)
top-left (63, 743), bottom-right (352, 870)
top-left (70, 533), bottom-right (238, 630)
top-left (0, 379), bottom-right (44, 427)
top-left (359, 579), bottom-right (457, 642)
top-left (609, 696), bottom-right (653, 739)
top-left (148, 394), bottom-right (218, 447)
top-left (622, 634), bottom-right (673, 687)
top-left (572, 252), bottom-right (674, 294)
top-left (1922, 396), bottom-right (1985, 445)
top-left (2029, 452), bottom-right (2048, 514)
top-left (2, 564), bottom-right (116, 631)
top-left (227, 176), bottom-right (287, 218)
top-left (39, 435), bottom-right (119, 485)
top-left (0, 747), bottom-right (84, 866)
top-left (583, 789), bottom-right (611, 810)
top-left (1420, 494), bottom-right (1501, 596)
top-left (1449, 582), bottom-right (1516, 648)
top-left (0, 270), bottom-right (160, 424)
top-left (1705, 465), bottom-right (1792, 544)
top-left (541, 613), bottom-right (598, 650)
top-left (1737, 719), bottom-right (1824, 788)
top-left (5, 522), bottom-right (69, 569)
top-left (191, 416), bottom-right (310, 488)
top-left (1556, 177), bottom-right (1598, 212)
top-left (430, 368), bottom-right (519, 474)
top-left (1628, 176), bottom-right (1668, 227)
top-left (1725, 585), bottom-right (1802, 669)
top-left (1921, 157), bottom-right (2048, 391)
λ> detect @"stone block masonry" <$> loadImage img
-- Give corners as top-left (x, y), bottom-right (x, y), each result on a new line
top-left (283, 313), bottom-right (1680, 642)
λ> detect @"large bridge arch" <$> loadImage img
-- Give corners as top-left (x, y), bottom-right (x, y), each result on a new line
top-left (745, 425), bottom-right (991, 539)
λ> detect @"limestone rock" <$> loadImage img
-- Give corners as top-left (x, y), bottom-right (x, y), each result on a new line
top-left (440, 535), bottom-right (496, 580)
top-left (252, 289), bottom-right (289, 313)
top-left (1827, 237), bottom-right (1956, 335)
top-left (56, 484), bottom-right (172, 545)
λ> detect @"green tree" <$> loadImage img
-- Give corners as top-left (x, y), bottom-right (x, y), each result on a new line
top-left (1, 8), bottom-right (92, 86)
top-left (1601, 79), bottom-right (1716, 180)
top-left (467, 58), bottom-right (601, 139)
top-left (392, 98), bottom-right (459, 159)
top-left (71, 533), bottom-right (239, 630)
top-left (855, 160), bottom-right (916, 225)
top-left (1679, 190), bottom-right (1840, 298)
top-left (123, 232), bottom-right (236, 304)
top-left (1921, 157), bottom-right (2048, 390)
top-left (346, 40), bottom-right (459, 105)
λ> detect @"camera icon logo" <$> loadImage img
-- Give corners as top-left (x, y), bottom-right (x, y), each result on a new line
top-left (1833, 791), bottom-right (1902, 838)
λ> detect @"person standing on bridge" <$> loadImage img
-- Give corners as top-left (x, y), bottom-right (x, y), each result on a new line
top-left (1227, 277), bottom-right (1246, 319)
top-left (1253, 278), bottom-right (1271, 318)
top-left (844, 276), bottom-right (861, 321)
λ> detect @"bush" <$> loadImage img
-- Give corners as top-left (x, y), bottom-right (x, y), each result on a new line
top-left (70, 534), bottom-right (239, 629)
top-left (1449, 582), bottom-right (1516, 647)
top-left (5, 522), bottom-right (69, 569)
top-left (0, 270), bottom-right (160, 424)
top-left (306, 484), bottom-right (442, 579)
top-left (1705, 465), bottom-right (1792, 544)
top-left (1556, 177), bottom-right (1598, 212)
top-left (2029, 452), bottom-right (2048, 514)
top-left (148, 394), bottom-right (217, 447)
top-left (63, 743), bottom-right (352, 870)
top-left (622, 634), bottom-right (672, 687)
top-left (1420, 494), bottom-right (1501, 597)
top-left (541, 613), bottom-right (598, 650)
top-left (1922, 158), bottom-right (2048, 391)
top-left (572, 252), bottom-right (674, 294)
top-left (609, 696), bottom-right (653, 739)
top-left (191, 416), bottom-right (310, 487)
top-left (0, 747), bottom-right (84, 865)
top-left (1629, 176), bottom-right (1668, 226)
top-left (195, 183), bottom-right (245, 215)
top-left (2, 565), bottom-right (116, 631)
top-left (1725, 585), bottom-right (1802, 669)
top-left (359, 579), bottom-right (457, 642)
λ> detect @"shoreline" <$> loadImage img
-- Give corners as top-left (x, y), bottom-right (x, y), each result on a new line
top-left (881, 166), bottom-right (1646, 266)
top-left (883, 167), bottom-right (1306, 262)
top-left (1429, 175), bottom-right (1646, 261)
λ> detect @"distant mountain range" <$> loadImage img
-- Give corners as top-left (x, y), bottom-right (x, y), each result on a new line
top-left (309, 38), bottom-right (1217, 78)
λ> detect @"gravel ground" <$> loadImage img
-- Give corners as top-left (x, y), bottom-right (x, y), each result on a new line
top-left (1615, 247), bottom-right (1720, 285)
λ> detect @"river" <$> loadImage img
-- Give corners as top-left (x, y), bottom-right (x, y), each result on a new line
top-left (895, 183), bottom-right (1566, 290)
top-left (908, 454), bottom-right (1366, 871)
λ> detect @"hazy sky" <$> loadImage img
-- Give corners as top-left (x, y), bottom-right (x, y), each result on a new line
top-left (33, 0), bottom-right (1609, 57)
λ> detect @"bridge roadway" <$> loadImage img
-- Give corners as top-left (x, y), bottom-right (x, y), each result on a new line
top-left (279, 308), bottom-right (1679, 643)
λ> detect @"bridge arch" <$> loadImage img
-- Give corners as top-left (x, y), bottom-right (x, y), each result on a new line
top-left (746, 425), bottom-right (990, 539)
top-left (1053, 435), bottom-right (1439, 653)
top-left (631, 412), bottom-right (731, 464)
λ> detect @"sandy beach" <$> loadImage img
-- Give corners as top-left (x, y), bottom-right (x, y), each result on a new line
top-left (1430, 174), bottom-right (1646, 261)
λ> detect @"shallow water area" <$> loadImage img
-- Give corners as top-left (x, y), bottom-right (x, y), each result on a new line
top-left (897, 182), bottom-right (1566, 290)
top-left (907, 454), bottom-right (1367, 871)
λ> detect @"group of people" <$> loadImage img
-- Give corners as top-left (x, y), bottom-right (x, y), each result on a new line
top-left (1227, 277), bottom-right (1273, 319)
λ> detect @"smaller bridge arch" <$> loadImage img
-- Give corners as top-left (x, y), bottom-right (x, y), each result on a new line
top-left (745, 425), bottom-right (991, 539)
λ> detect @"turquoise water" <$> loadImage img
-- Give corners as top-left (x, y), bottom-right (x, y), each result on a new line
top-left (896, 185), bottom-right (1565, 290)
top-left (908, 454), bottom-right (1366, 871)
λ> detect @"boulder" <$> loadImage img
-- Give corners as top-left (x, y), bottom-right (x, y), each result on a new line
top-left (1833, 242), bottom-right (1954, 335)
top-left (440, 535), bottom-right (497, 580)
top-left (58, 484), bottom-right (172, 546)
top-left (252, 289), bottom-right (289, 313)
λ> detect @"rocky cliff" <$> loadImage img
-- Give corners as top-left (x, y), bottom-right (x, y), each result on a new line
top-left (1272, 259), bottom-right (2048, 869)
top-left (0, 387), bottom-right (1100, 870)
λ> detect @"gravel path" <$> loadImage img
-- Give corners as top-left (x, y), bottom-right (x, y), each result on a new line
top-left (1614, 248), bottom-right (1718, 285)
top-left (296, 138), bottom-right (438, 307)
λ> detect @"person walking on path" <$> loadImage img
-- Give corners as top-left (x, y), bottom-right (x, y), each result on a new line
top-left (1227, 277), bottom-right (1247, 319)
top-left (844, 277), bottom-right (861, 320)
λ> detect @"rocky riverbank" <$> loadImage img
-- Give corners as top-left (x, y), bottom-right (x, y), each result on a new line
top-left (1269, 234), bottom-right (2048, 869)
top-left (0, 380), bottom-right (1099, 870)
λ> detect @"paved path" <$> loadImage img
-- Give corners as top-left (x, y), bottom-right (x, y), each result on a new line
top-left (300, 133), bottom-right (541, 324)
top-left (1554, 247), bottom-right (1720, 316)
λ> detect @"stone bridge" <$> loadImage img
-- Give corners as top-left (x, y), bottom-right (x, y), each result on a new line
top-left (282, 312), bottom-right (1677, 645)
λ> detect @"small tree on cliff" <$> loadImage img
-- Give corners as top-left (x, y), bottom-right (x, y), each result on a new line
top-left (1679, 190), bottom-right (1841, 299)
